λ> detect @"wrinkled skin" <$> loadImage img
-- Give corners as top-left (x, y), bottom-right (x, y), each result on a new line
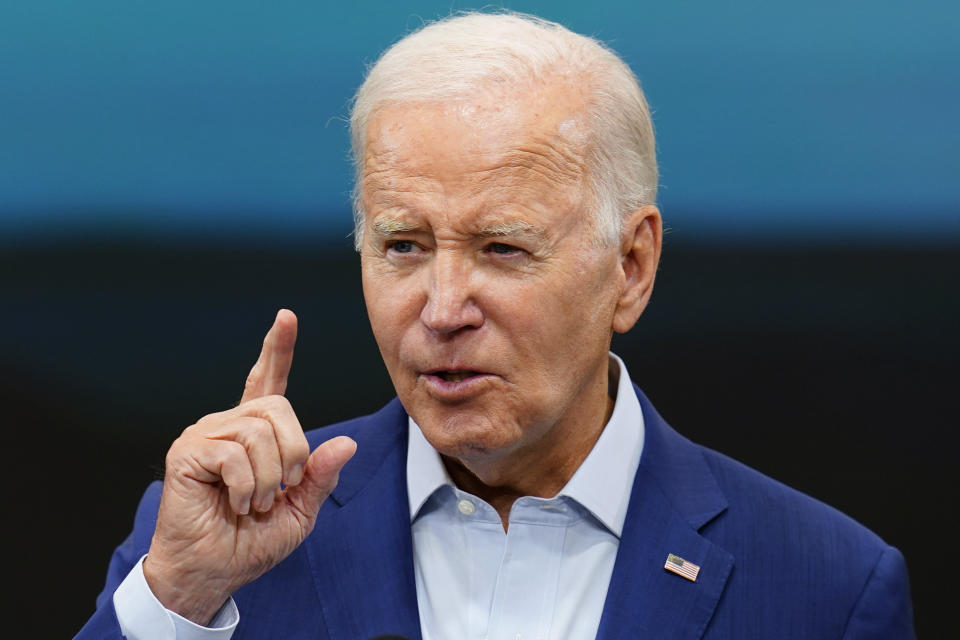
top-left (360, 79), bottom-right (661, 521)
top-left (144, 310), bottom-right (356, 623)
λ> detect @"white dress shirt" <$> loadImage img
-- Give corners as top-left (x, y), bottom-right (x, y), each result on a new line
top-left (114, 557), bottom-right (238, 639)
top-left (113, 354), bottom-right (644, 640)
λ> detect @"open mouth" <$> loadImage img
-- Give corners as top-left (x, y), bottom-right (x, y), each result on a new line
top-left (432, 370), bottom-right (483, 382)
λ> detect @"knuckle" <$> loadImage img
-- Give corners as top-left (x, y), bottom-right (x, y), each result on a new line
top-left (165, 433), bottom-right (193, 462)
top-left (163, 445), bottom-right (180, 471)
top-left (242, 377), bottom-right (262, 403)
top-left (189, 410), bottom-right (225, 433)
top-left (163, 432), bottom-right (207, 477)
top-left (263, 394), bottom-right (291, 413)
top-left (217, 440), bottom-right (246, 465)
top-left (247, 417), bottom-right (275, 443)
top-left (182, 420), bottom-right (204, 436)
top-left (257, 400), bottom-right (297, 432)
top-left (244, 363), bottom-right (262, 388)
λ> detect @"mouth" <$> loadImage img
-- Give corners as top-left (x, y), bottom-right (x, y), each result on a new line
top-left (427, 370), bottom-right (485, 382)
top-left (419, 368), bottom-right (496, 400)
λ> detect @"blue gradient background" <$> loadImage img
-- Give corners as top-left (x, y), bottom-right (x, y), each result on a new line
top-left (2, 0), bottom-right (957, 246)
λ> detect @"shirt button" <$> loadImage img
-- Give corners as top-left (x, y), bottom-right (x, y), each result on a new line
top-left (457, 499), bottom-right (476, 516)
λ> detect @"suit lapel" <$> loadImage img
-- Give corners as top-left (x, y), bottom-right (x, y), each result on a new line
top-left (299, 390), bottom-right (733, 639)
top-left (303, 401), bottom-right (423, 640)
top-left (597, 387), bottom-right (734, 640)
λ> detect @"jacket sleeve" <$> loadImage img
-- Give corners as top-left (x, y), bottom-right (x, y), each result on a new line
top-left (841, 545), bottom-right (916, 640)
top-left (73, 481), bottom-right (164, 640)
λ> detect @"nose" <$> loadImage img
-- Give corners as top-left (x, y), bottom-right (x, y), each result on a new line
top-left (420, 249), bottom-right (484, 335)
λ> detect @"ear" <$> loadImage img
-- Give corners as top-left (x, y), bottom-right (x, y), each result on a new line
top-left (612, 205), bottom-right (662, 334)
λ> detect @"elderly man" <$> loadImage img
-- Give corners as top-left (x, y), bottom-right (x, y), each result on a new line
top-left (77, 12), bottom-right (914, 640)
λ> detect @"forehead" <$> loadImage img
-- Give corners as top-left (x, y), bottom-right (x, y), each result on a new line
top-left (362, 79), bottom-right (592, 215)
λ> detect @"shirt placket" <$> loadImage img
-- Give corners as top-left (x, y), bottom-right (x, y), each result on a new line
top-left (484, 497), bottom-right (571, 640)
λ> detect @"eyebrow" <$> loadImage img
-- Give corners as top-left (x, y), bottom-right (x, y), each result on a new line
top-left (369, 213), bottom-right (548, 240)
top-left (477, 220), bottom-right (547, 239)
top-left (370, 215), bottom-right (420, 237)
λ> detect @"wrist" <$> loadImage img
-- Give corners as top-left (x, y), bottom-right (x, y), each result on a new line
top-left (142, 555), bottom-right (232, 625)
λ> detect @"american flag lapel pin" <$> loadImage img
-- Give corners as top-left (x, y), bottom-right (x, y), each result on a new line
top-left (664, 553), bottom-right (700, 582)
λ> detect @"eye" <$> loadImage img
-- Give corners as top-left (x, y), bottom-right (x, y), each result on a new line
top-left (387, 240), bottom-right (417, 254)
top-left (486, 242), bottom-right (524, 256)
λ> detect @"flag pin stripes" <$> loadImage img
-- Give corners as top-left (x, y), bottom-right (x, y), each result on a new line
top-left (664, 553), bottom-right (700, 582)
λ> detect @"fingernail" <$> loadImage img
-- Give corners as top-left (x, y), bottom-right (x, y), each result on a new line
top-left (287, 463), bottom-right (304, 486)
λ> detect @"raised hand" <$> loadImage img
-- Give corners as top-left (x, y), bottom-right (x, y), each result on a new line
top-left (142, 309), bottom-right (356, 624)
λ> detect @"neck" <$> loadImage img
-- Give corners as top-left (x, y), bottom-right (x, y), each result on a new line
top-left (443, 359), bottom-right (618, 530)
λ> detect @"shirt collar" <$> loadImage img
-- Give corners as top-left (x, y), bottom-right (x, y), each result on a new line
top-left (406, 353), bottom-right (645, 537)
top-left (407, 413), bottom-right (453, 520)
top-left (558, 353), bottom-right (644, 537)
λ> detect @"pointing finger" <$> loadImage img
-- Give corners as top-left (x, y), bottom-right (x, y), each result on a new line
top-left (241, 309), bottom-right (297, 404)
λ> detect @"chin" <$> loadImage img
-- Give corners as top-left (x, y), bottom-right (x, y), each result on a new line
top-left (417, 408), bottom-right (520, 461)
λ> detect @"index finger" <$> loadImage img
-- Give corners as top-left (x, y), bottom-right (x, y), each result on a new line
top-left (241, 309), bottom-right (298, 404)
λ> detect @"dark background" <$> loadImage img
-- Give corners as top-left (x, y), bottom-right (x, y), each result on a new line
top-left (3, 238), bottom-right (957, 637)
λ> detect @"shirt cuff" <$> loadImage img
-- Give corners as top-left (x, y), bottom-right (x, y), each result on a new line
top-left (113, 555), bottom-right (239, 640)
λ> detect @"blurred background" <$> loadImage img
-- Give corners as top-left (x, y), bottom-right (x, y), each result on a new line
top-left (2, 0), bottom-right (957, 636)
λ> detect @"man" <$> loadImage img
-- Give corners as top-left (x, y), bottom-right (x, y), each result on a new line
top-left (77, 11), bottom-right (915, 639)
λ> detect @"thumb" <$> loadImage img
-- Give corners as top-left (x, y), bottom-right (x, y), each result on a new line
top-left (285, 436), bottom-right (357, 525)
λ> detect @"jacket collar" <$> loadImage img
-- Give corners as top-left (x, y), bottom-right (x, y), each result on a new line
top-left (596, 386), bottom-right (733, 640)
top-left (305, 399), bottom-right (423, 640)
top-left (631, 386), bottom-right (728, 530)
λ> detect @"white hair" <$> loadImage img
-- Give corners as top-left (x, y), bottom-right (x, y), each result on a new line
top-left (349, 11), bottom-right (657, 249)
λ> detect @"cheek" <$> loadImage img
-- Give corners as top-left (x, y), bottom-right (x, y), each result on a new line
top-left (478, 277), bottom-right (547, 331)
top-left (362, 267), bottom-right (418, 350)
top-left (519, 266), bottom-right (619, 358)
top-left (516, 263), bottom-right (610, 322)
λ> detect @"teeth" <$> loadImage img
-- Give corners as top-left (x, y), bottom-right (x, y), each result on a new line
top-left (441, 371), bottom-right (473, 382)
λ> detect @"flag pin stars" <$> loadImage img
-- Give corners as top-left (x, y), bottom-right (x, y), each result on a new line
top-left (664, 553), bottom-right (700, 582)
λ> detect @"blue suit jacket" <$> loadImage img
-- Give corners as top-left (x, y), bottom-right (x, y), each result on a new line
top-left (77, 386), bottom-right (915, 639)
